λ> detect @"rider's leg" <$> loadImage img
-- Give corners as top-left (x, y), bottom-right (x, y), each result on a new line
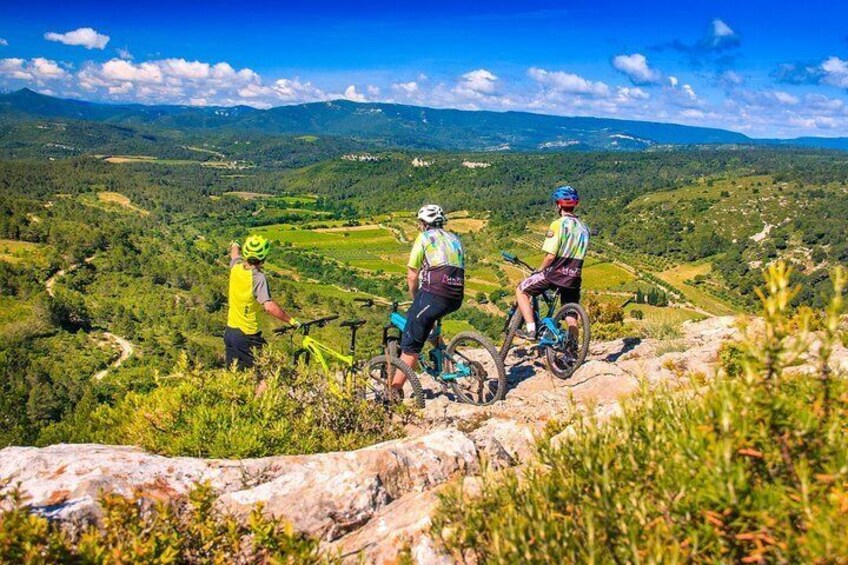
top-left (516, 286), bottom-right (535, 327)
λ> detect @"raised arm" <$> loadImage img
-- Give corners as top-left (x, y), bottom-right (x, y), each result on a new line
top-left (230, 241), bottom-right (241, 261)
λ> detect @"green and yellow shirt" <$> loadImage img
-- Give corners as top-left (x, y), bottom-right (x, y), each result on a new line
top-left (408, 228), bottom-right (465, 300)
top-left (540, 215), bottom-right (590, 289)
top-left (227, 257), bottom-right (271, 335)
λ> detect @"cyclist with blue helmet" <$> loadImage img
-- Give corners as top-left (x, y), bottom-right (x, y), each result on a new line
top-left (225, 235), bottom-right (299, 370)
top-left (515, 185), bottom-right (590, 341)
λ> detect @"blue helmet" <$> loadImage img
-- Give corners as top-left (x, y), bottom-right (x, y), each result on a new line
top-left (551, 185), bottom-right (579, 207)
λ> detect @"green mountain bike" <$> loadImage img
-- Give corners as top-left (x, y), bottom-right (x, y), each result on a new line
top-left (355, 298), bottom-right (507, 407)
top-left (273, 314), bottom-right (419, 403)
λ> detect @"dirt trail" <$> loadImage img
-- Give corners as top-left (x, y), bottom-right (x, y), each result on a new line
top-left (92, 332), bottom-right (135, 380)
top-left (44, 255), bottom-right (136, 379)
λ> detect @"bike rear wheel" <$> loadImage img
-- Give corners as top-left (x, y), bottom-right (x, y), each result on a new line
top-left (499, 307), bottom-right (523, 361)
top-left (544, 302), bottom-right (591, 380)
top-left (446, 331), bottom-right (507, 405)
top-left (364, 352), bottom-right (425, 409)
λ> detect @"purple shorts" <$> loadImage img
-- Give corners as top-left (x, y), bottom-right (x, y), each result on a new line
top-left (518, 272), bottom-right (581, 303)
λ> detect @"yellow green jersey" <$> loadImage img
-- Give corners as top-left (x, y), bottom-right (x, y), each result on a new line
top-left (227, 257), bottom-right (272, 334)
top-left (540, 214), bottom-right (590, 289)
top-left (408, 228), bottom-right (465, 299)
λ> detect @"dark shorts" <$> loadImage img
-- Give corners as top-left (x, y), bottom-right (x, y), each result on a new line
top-left (224, 326), bottom-right (266, 370)
top-left (400, 291), bottom-right (463, 355)
top-left (518, 272), bottom-right (581, 304)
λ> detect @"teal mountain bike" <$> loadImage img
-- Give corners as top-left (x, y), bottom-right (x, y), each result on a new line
top-left (356, 298), bottom-right (507, 407)
top-left (500, 251), bottom-right (591, 380)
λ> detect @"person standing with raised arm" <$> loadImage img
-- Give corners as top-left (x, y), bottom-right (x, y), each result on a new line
top-left (225, 235), bottom-right (298, 370)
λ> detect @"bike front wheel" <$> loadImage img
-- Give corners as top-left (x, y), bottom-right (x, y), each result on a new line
top-left (363, 353), bottom-right (425, 409)
top-left (446, 331), bottom-right (507, 405)
top-left (544, 302), bottom-right (591, 380)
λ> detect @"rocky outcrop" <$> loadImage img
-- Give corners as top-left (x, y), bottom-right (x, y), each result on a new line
top-left (4, 316), bottom-right (792, 563)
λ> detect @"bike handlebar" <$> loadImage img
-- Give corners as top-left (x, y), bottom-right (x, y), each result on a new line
top-left (274, 314), bottom-right (339, 334)
top-left (353, 297), bottom-right (412, 309)
top-left (500, 250), bottom-right (534, 272)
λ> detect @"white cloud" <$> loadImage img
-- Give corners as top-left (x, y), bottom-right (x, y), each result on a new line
top-left (668, 76), bottom-right (678, 87)
top-left (615, 86), bottom-right (649, 101)
top-left (712, 19), bottom-right (735, 38)
top-left (528, 67), bottom-right (609, 97)
top-left (0, 38), bottom-right (8, 47)
top-left (44, 27), bottom-right (110, 50)
top-left (343, 85), bottom-right (367, 102)
top-left (682, 84), bottom-right (697, 100)
top-left (392, 81), bottom-right (419, 95)
top-left (612, 53), bottom-right (662, 84)
top-left (116, 48), bottom-right (133, 61)
top-left (821, 56), bottom-right (848, 88)
top-left (454, 68), bottom-right (498, 98)
top-left (0, 57), bottom-right (68, 81)
top-left (271, 78), bottom-right (327, 102)
top-left (772, 91), bottom-right (799, 105)
top-left (366, 85), bottom-right (380, 96)
top-left (0, 58), bottom-right (30, 80)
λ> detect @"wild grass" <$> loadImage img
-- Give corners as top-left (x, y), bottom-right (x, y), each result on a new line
top-left (0, 483), bottom-right (330, 563)
top-left (433, 262), bottom-right (848, 563)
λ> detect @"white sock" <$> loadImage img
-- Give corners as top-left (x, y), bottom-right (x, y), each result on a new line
top-left (526, 323), bottom-right (536, 334)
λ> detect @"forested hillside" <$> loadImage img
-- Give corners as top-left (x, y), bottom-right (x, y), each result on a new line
top-left (1, 139), bottom-right (846, 454)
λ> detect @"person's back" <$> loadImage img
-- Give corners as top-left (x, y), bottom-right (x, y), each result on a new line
top-left (393, 205), bottom-right (465, 393)
top-left (515, 185), bottom-right (589, 340)
top-left (224, 235), bottom-right (298, 370)
top-left (541, 214), bottom-right (590, 290)
top-left (410, 227), bottom-right (465, 300)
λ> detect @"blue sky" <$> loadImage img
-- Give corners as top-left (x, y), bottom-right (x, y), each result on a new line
top-left (2, 0), bottom-right (848, 137)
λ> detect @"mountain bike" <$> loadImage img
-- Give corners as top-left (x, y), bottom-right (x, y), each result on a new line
top-left (355, 297), bottom-right (506, 407)
top-left (499, 251), bottom-right (591, 380)
top-left (273, 314), bottom-right (419, 402)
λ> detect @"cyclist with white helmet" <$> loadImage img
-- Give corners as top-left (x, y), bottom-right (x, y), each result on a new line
top-left (225, 235), bottom-right (299, 370)
top-left (516, 185), bottom-right (590, 341)
top-left (392, 205), bottom-right (465, 392)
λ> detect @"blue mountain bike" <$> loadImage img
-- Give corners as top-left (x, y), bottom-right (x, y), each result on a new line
top-left (500, 251), bottom-right (591, 380)
top-left (355, 298), bottom-right (506, 407)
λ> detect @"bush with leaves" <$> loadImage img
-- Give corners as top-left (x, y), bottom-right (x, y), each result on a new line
top-left (433, 262), bottom-right (848, 563)
top-left (0, 482), bottom-right (331, 564)
top-left (85, 351), bottom-right (402, 458)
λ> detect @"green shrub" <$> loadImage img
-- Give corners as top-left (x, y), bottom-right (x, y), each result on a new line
top-left (433, 263), bottom-right (848, 563)
top-left (0, 482), bottom-right (331, 563)
top-left (86, 352), bottom-right (402, 458)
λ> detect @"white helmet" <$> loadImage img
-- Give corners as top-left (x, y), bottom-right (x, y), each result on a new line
top-left (417, 204), bottom-right (447, 226)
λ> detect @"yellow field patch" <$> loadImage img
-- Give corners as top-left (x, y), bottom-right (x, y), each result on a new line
top-left (104, 155), bottom-right (157, 164)
top-left (313, 224), bottom-right (381, 233)
top-left (655, 263), bottom-right (737, 316)
top-left (450, 217), bottom-right (488, 233)
top-left (223, 191), bottom-right (274, 200)
top-left (0, 239), bottom-right (44, 264)
top-left (97, 192), bottom-right (149, 215)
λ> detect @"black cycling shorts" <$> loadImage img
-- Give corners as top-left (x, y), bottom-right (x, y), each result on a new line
top-left (518, 272), bottom-right (581, 304)
top-left (400, 291), bottom-right (463, 355)
top-left (224, 326), bottom-right (266, 370)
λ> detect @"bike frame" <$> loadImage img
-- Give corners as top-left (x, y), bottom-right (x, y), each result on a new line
top-left (505, 287), bottom-right (567, 348)
top-left (300, 336), bottom-right (354, 374)
top-left (384, 307), bottom-right (472, 382)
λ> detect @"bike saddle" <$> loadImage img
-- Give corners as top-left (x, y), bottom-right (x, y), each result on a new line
top-left (340, 319), bottom-right (367, 329)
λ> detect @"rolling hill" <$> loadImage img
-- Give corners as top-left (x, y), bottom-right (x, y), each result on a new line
top-left (1, 88), bottom-right (846, 152)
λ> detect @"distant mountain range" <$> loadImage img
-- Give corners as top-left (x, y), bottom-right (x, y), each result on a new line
top-left (2, 88), bottom-right (847, 152)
